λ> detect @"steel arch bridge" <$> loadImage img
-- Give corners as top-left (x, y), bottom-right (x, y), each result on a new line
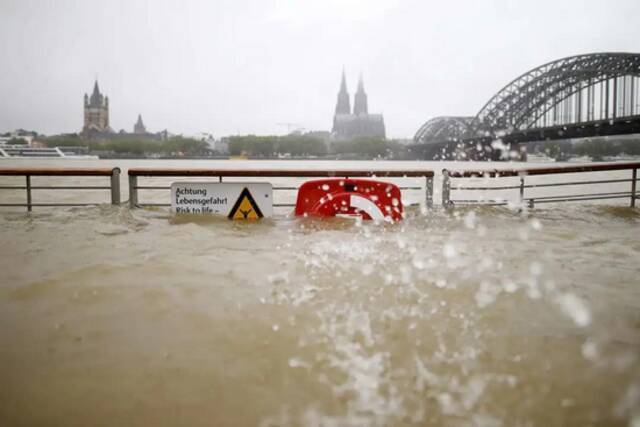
top-left (413, 116), bottom-right (474, 144)
top-left (414, 52), bottom-right (640, 157)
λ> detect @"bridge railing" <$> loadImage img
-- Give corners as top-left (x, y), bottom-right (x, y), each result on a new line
top-left (442, 162), bottom-right (639, 208)
top-left (127, 168), bottom-right (435, 209)
top-left (0, 168), bottom-right (121, 211)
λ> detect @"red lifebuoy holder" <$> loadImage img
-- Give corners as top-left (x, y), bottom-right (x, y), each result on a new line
top-left (294, 179), bottom-right (403, 221)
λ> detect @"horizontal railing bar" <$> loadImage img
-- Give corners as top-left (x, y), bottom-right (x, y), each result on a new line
top-left (523, 179), bottom-right (631, 188)
top-left (30, 186), bottom-right (111, 190)
top-left (530, 195), bottom-right (633, 203)
top-left (526, 191), bottom-right (632, 201)
top-left (0, 168), bottom-right (118, 176)
top-left (136, 186), bottom-right (304, 191)
top-left (134, 186), bottom-right (302, 191)
top-left (450, 200), bottom-right (509, 205)
top-left (132, 185), bottom-right (424, 192)
top-left (133, 186), bottom-right (312, 191)
top-left (135, 203), bottom-right (300, 208)
top-left (452, 193), bottom-right (635, 205)
top-left (452, 185), bottom-right (520, 191)
top-left (451, 179), bottom-right (633, 191)
top-left (445, 162), bottom-right (640, 178)
top-left (0, 203), bottom-right (104, 207)
top-left (0, 186), bottom-right (109, 190)
top-left (130, 203), bottom-right (423, 209)
top-left (273, 186), bottom-right (424, 190)
top-left (128, 168), bottom-right (434, 178)
top-left (135, 186), bottom-right (171, 190)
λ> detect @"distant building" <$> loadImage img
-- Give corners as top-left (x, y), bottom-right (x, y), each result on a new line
top-left (82, 81), bottom-right (111, 137)
top-left (0, 129), bottom-right (39, 146)
top-left (332, 71), bottom-right (385, 140)
top-left (81, 80), bottom-right (166, 141)
top-left (120, 114), bottom-right (166, 141)
top-left (133, 114), bottom-right (147, 134)
top-left (112, 128), bottom-right (168, 142)
top-left (203, 135), bottom-right (227, 154)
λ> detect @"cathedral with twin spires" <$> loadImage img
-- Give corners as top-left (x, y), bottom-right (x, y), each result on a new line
top-left (332, 71), bottom-right (385, 140)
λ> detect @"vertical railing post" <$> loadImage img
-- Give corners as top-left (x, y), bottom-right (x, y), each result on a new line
top-left (442, 169), bottom-right (451, 208)
top-left (613, 77), bottom-right (618, 119)
top-left (128, 175), bottom-right (138, 208)
top-left (631, 76), bottom-right (636, 116)
top-left (632, 168), bottom-right (637, 208)
top-left (26, 174), bottom-right (32, 212)
top-left (425, 175), bottom-right (433, 209)
top-left (110, 168), bottom-right (121, 205)
top-left (519, 175), bottom-right (525, 208)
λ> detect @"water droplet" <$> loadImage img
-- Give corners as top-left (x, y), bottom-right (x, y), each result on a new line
top-left (557, 293), bottom-right (591, 327)
top-left (443, 243), bottom-right (457, 259)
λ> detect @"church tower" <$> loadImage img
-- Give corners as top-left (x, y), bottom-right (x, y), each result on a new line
top-left (353, 75), bottom-right (368, 115)
top-left (83, 80), bottom-right (110, 135)
top-left (134, 114), bottom-right (147, 134)
top-left (334, 69), bottom-right (351, 115)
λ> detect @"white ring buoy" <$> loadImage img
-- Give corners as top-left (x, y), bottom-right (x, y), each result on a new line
top-left (349, 194), bottom-right (385, 221)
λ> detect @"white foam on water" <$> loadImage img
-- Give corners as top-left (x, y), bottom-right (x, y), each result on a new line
top-left (556, 293), bottom-right (592, 327)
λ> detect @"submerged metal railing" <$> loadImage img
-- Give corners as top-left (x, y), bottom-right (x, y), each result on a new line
top-left (0, 168), bottom-right (121, 211)
top-left (1, 163), bottom-right (638, 212)
top-left (442, 162), bottom-right (640, 208)
top-left (127, 168), bottom-right (435, 209)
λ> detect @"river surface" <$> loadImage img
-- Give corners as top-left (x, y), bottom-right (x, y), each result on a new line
top-left (0, 159), bottom-right (639, 427)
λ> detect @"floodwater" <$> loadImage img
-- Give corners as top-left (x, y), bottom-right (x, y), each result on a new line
top-left (0, 159), bottom-right (639, 427)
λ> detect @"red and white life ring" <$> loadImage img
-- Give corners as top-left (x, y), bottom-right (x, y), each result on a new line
top-left (294, 178), bottom-right (403, 221)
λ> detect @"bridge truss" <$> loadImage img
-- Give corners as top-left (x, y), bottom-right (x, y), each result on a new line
top-left (414, 53), bottom-right (640, 149)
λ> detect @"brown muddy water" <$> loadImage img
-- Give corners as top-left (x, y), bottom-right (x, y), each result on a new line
top-left (0, 159), bottom-right (639, 427)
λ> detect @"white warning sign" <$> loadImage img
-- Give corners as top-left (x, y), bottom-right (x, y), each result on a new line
top-left (170, 182), bottom-right (273, 218)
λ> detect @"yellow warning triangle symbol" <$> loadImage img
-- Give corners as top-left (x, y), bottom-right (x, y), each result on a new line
top-left (228, 187), bottom-right (264, 220)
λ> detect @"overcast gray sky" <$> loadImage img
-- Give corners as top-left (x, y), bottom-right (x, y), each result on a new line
top-left (1, 0), bottom-right (639, 138)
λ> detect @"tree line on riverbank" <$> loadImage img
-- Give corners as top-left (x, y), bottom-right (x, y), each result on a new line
top-left (44, 134), bottom-right (209, 156)
top-left (38, 133), bottom-right (412, 158)
top-left (42, 133), bottom-right (410, 159)
top-left (228, 135), bottom-right (409, 158)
